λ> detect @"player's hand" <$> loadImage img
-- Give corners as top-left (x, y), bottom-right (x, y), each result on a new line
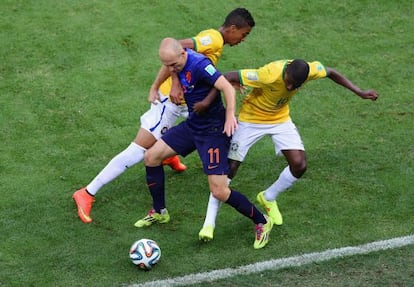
top-left (359, 89), bottom-right (379, 101)
top-left (232, 83), bottom-right (248, 94)
top-left (223, 114), bottom-right (238, 137)
top-left (169, 78), bottom-right (184, 105)
top-left (148, 87), bottom-right (160, 104)
top-left (193, 101), bottom-right (208, 115)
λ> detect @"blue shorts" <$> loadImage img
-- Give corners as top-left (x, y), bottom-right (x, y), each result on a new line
top-left (162, 121), bottom-right (230, 175)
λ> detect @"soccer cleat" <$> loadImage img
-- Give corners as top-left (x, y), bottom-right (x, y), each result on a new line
top-left (134, 208), bottom-right (170, 228)
top-left (257, 191), bottom-right (283, 225)
top-left (198, 225), bottom-right (215, 242)
top-left (72, 187), bottom-right (95, 223)
top-left (162, 155), bottom-right (187, 172)
top-left (254, 215), bottom-right (273, 249)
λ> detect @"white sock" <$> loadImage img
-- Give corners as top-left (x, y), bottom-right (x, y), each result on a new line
top-left (86, 142), bottom-right (146, 195)
top-left (202, 193), bottom-right (222, 228)
top-left (264, 166), bottom-right (298, 201)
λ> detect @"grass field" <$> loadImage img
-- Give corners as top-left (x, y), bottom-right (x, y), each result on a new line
top-left (1, 1), bottom-right (413, 286)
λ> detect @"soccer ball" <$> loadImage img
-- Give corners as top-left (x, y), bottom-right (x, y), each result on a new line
top-left (129, 238), bottom-right (161, 270)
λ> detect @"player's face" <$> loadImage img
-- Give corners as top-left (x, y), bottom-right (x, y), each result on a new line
top-left (162, 51), bottom-right (186, 73)
top-left (226, 26), bottom-right (252, 46)
top-left (284, 71), bottom-right (303, 91)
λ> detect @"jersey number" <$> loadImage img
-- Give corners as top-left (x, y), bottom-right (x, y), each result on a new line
top-left (208, 148), bottom-right (220, 165)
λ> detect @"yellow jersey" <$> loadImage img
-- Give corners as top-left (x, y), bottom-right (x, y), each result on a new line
top-left (239, 60), bottom-right (327, 124)
top-left (159, 29), bottom-right (224, 96)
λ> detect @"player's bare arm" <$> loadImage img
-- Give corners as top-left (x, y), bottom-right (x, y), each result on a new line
top-left (148, 65), bottom-right (172, 103)
top-left (179, 38), bottom-right (195, 50)
top-left (169, 72), bottom-right (183, 105)
top-left (223, 71), bottom-right (240, 84)
top-left (214, 75), bottom-right (237, 136)
top-left (326, 67), bottom-right (379, 101)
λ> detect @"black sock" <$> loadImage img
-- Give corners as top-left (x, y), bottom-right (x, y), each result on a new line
top-left (145, 165), bottom-right (166, 213)
top-left (225, 189), bottom-right (266, 224)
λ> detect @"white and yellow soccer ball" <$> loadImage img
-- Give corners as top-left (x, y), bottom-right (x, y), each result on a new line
top-left (129, 238), bottom-right (161, 270)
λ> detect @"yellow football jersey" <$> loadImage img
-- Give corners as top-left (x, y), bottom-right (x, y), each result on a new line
top-left (191, 29), bottom-right (224, 66)
top-left (159, 29), bottom-right (224, 97)
top-left (238, 60), bottom-right (327, 124)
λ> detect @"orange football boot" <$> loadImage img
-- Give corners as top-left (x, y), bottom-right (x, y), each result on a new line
top-left (162, 155), bottom-right (187, 172)
top-left (72, 187), bottom-right (95, 223)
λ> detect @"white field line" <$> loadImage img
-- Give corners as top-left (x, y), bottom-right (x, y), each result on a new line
top-left (128, 235), bottom-right (414, 287)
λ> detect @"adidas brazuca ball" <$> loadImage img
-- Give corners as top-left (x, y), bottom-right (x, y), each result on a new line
top-left (129, 238), bottom-right (161, 270)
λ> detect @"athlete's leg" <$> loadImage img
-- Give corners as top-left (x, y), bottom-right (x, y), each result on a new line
top-left (73, 95), bottom-right (185, 223)
top-left (84, 127), bottom-right (154, 197)
top-left (135, 122), bottom-right (195, 228)
top-left (263, 150), bottom-right (305, 200)
top-left (200, 131), bottom-right (272, 247)
top-left (86, 142), bottom-right (146, 195)
top-left (207, 175), bottom-right (263, 222)
top-left (144, 138), bottom-right (177, 211)
top-left (73, 129), bottom-right (148, 223)
top-left (133, 139), bottom-right (176, 228)
top-left (134, 127), bottom-right (157, 149)
top-left (208, 174), bottom-right (272, 249)
top-left (228, 159), bottom-right (242, 180)
top-left (140, 99), bottom-right (187, 172)
top-left (201, 122), bottom-right (262, 233)
top-left (263, 120), bottom-right (306, 201)
top-left (78, 100), bottom-right (166, 198)
top-left (257, 150), bottom-right (305, 226)
top-left (256, 121), bottom-right (305, 225)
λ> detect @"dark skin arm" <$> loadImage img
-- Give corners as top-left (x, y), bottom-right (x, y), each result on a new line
top-left (196, 71), bottom-right (246, 115)
top-left (223, 71), bottom-right (240, 83)
top-left (194, 71), bottom-right (248, 114)
top-left (326, 67), bottom-right (378, 101)
top-left (193, 87), bottom-right (219, 115)
top-left (226, 68), bottom-right (379, 100)
top-left (223, 71), bottom-right (248, 94)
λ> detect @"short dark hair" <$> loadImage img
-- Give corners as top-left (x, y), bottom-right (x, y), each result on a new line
top-left (286, 59), bottom-right (309, 88)
top-left (223, 8), bottom-right (255, 28)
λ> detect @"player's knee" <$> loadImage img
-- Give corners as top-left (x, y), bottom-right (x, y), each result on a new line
top-left (210, 186), bottom-right (230, 202)
top-left (291, 159), bottom-right (307, 178)
top-left (144, 150), bottom-right (161, 166)
top-left (143, 152), bottom-right (151, 165)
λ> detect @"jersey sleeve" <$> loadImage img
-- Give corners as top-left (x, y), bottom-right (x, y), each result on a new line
top-left (239, 62), bottom-right (280, 88)
top-left (198, 59), bottom-right (222, 86)
top-left (307, 61), bottom-right (327, 80)
top-left (191, 29), bottom-right (224, 65)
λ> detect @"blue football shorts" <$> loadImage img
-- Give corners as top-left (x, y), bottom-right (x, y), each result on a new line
top-left (162, 121), bottom-right (230, 175)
